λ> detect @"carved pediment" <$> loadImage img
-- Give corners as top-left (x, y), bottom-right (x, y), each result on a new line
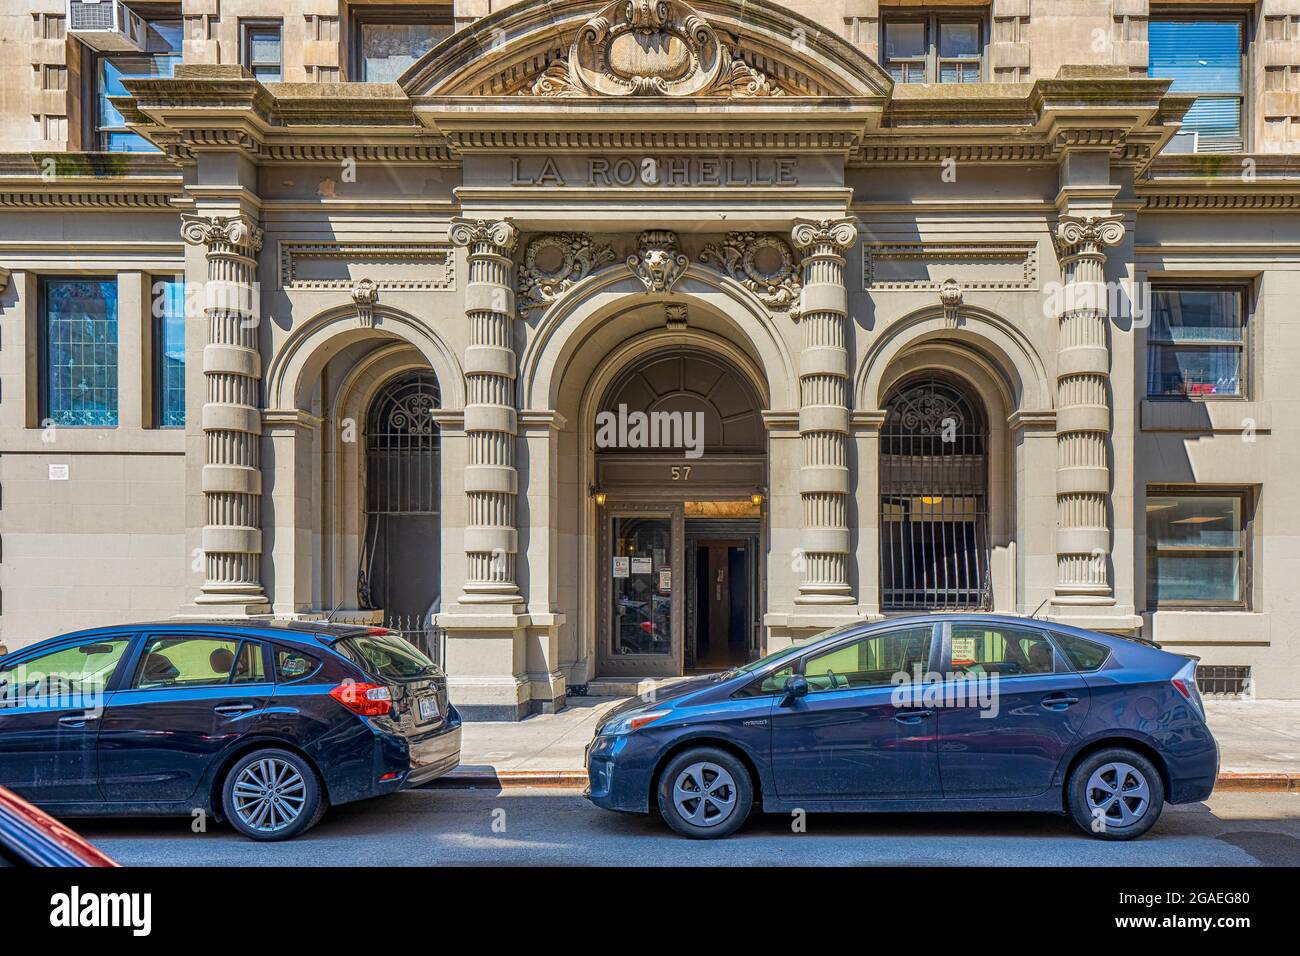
top-left (402, 0), bottom-right (893, 100)
top-left (524, 0), bottom-right (785, 98)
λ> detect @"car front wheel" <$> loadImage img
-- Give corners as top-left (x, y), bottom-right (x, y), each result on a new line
top-left (1066, 748), bottom-right (1165, 841)
top-left (656, 747), bottom-right (753, 839)
top-left (221, 749), bottom-right (325, 842)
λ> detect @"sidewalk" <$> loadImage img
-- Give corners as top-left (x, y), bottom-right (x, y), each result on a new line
top-left (442, 694), bottom-right (1300, 790)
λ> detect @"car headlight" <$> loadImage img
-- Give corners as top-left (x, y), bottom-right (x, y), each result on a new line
top-left (599, 710), bottom-right (670, 736)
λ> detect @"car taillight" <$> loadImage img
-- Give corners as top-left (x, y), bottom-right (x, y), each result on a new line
top-left (330, 681), bottom-right (392, 717)
top-left (366, 627), bottom-right (395, 636)
top-left (1171, 660), bottom-right (1205, 719)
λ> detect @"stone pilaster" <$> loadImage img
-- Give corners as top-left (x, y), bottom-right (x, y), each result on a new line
top-left (790, 218), bottom-right (857, 604)
top-left (180, 213), bottom-right (268, 609)
top-left (1053, 214), bottom-right (1124, 605)
top-left (449, 217), bottom-right (522, 606)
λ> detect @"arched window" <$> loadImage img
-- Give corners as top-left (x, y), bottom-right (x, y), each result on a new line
top-left (880, 375), bottom-right (990, 610)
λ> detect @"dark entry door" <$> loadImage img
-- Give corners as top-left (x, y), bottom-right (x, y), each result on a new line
top-left (692, 539), bottom-right (751, 669)
top-left (362, 371), bottom-right (442, 652)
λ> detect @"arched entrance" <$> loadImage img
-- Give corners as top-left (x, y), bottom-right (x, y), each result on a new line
top-left (880, 374), bottom-right (991, 611)
top-left (594, 347), bottom-right (767, 677)
top-left (359, 370), bottom-right (442, 647)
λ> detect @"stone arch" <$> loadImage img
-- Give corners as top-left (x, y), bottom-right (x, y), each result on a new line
top-left (860, 316), bottom-right (1053, 615)
top-left (520, 261), bottom-right (798, 416)
top-left (855, 305), bottom-right (1053, 416)
top-left (321, 344), bottom-right (440, 612)
top-left (264, 303), bottom-right (466, 413)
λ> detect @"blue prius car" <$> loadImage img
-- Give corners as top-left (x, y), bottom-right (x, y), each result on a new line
top-left (0, 621), bottom-right (460, 841)
top-left (586, 614), bottom-right (1218, 840)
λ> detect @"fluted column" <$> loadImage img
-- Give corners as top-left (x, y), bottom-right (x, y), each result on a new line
top-left (181, 213), bottom-right (268, 606)
top-left (1053, 214), bottom-right (1124, 603)
top-left (790, 218), bottom-right (857, 604)
top-left (449, 218), bottom-right (522, 605)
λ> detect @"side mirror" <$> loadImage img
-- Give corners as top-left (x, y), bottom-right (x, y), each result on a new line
top-left (781, 674), bottom-right (809, 704)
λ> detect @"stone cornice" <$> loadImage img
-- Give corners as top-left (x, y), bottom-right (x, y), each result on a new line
top-left (858, 68), bottom-right (1185, 174)
top-left (1138, 154), bottom-right (1300, 210)
top-left (0, 152), bottom-right (182, 209)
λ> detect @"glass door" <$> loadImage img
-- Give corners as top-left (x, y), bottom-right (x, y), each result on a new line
top-left (598, 504), bottom-right (683, 677)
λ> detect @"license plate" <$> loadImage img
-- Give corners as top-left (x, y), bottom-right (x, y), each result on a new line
top-left (417, 695), bottom-right (440, 722)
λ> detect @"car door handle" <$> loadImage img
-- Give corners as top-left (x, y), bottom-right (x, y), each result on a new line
top-left (1041, 695), bottom-right (1080, 709)
top-left (214, 704), bottom-right (255, 715)
top-left (893, 710), bottom-right (933, 724)
top-left (58, 713), bottom-right (99, 726)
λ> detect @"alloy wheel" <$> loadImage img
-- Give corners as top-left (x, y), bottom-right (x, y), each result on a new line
top-left (1085, 761), bottom-right (1151, 828)
top-left (671, 761), bottom-right (737, 827)
top-left (231, 758), bottom-right (308, 833)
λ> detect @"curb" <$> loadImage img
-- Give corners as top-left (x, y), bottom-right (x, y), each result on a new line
top-left (430, 770), bottom-right (589, 789)
top-left (1213, 771), bottom-right (1300, 793)
top-left (431, 769), bottom-right (1300, 792)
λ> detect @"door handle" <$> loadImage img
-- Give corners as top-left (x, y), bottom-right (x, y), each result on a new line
top-left (893, 709), bottom-right (933, 724)
top-left (1040, 695), bottom-right (1080, 709)
top-left (214, 704), bottom-right (255, 715)
top-left (58, 713), bottom-right (99, 726)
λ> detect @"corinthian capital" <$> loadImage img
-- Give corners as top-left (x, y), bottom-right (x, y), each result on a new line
top-left (790, 217), bottom-right (857, 253)
top-left (1055, 214), bottom-right (1125, 257)
top-left (448, 217), bottom-right (519, 255)
top-left (180, 213), bottom-right (264, 253)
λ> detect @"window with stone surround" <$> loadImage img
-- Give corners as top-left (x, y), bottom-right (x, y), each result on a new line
top-left (240, 19), bottom-right (284, 82)
top-left (881, 11), bottom-right (986, 84)
top-left (1149, 14), bottom-right (1247, 152)
top-left (1147, 285), bottom-right (1248, 398)
top-left (151, 276), bottom-right (185, 428)
top-left (39, 277), bottom-right (119, 428)
top-left (1146, 488), bottom-right (1252, 609)
top-left (352, 6), bottom-right (455, 83)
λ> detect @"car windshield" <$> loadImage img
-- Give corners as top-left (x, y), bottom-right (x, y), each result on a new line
top-left (720, 621), bottom-right (869, 679)
top-left (339, 634), bottom-right (437, 681)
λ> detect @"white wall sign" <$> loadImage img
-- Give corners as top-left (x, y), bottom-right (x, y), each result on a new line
top-left (48, 463), bottom-right (69, 481)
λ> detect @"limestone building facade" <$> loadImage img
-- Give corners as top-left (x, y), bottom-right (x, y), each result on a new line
top-left (2, 0), bottom-right (1300, 714)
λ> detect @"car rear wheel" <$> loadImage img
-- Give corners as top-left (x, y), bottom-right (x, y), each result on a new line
top-left (221, 749), bottom-right (325, 842)
top-left (1066, 748), bottom-right (1165, 841)
top-left (656, 747), bottom-right (753, 839)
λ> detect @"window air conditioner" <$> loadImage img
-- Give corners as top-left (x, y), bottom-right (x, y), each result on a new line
top-left (66, 0), bottom-right (147, 52)
top-left (1165, 130), bottom-right (1200, 154)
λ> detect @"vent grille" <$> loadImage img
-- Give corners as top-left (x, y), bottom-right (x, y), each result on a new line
top-left (1197, 665), bottom-right (1251, 697)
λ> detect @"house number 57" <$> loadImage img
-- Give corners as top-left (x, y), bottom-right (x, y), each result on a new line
top-left (670, 466), bottom-right (692, 481)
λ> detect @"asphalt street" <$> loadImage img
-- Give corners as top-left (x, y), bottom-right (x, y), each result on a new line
top-left (73, 788), bottom-right (1300, 866)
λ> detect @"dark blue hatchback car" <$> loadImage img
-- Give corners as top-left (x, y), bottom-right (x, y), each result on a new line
top-left (0, 621), bottom-right (461, 841)
top-left (586, 614), bottom-right (1218, 840)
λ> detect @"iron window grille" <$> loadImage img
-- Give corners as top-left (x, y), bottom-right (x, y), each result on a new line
top-left (1196, 664), bottom-right (1251, 697)
top-left (880, 375), bottom-right (991, 611)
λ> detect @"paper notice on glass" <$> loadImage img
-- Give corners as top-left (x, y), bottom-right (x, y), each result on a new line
top-left (658, 568), bottom-right (672, 592)
top-left (612, 556), bottom-right (630, 578)
top-left (631, 556), bottom-right (652, 575)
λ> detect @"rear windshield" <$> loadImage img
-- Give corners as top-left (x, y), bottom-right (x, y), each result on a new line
top-left (338, 634), bottom-right (437, 681)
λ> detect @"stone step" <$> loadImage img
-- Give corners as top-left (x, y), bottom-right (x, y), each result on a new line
top-left (580, 675), bottom-right (701, 699)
